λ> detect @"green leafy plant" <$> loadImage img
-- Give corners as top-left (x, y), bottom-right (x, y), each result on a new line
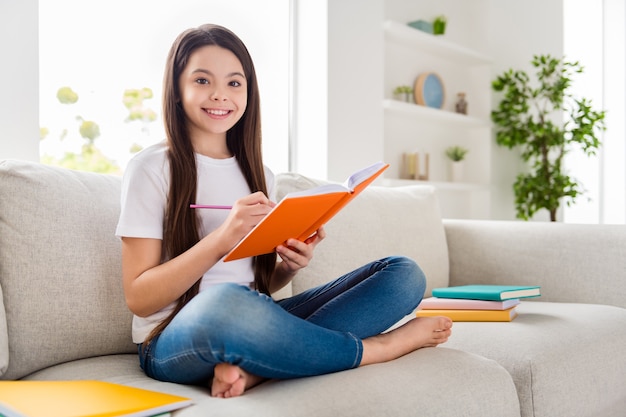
top-left (393, 85), bottom-right (413, 95)
top-left (491, 54), bottom-right (606, 221)
top-left (393, 85), bottom-right (414, 103)
top-left (445, 145), bottom-right (468, 162)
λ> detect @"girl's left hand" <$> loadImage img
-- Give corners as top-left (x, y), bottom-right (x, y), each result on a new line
top-left (276, 226), bottom-right (326, 273)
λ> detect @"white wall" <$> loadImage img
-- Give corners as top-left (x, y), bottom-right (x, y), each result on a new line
top-left (0, 0), bottom-right (40, 162)
top-left (326, 0), bottom-right (385, 181)
top-left (293, 0), bottom-right (386, 182)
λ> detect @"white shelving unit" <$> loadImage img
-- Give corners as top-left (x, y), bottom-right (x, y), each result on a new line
top-left (383, 99), bottom-right (488, 127)
top-left (381, 177), bottom-right (490, 192)
top-left (383, 21), bottom-right (492, 65)
top-left (382, 19), bottom-right (493, 219)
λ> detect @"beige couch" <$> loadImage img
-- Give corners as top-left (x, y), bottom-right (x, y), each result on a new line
top-left (1, 159), bottom-right (625, 417)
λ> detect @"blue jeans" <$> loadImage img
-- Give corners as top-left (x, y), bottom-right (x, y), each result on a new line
top-left (138, 256), bottom-right (426, 384)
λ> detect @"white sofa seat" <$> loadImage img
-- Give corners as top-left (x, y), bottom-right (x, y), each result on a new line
top-left (22, 349), bottom-right (519, 417)
top-left (444, 302), bottom-right (626, 417)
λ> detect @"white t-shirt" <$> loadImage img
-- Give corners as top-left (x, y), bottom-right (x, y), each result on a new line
top-left (115, 142), bottom-right (275, 343)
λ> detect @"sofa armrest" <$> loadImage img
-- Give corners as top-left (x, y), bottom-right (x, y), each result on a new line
top-left (443, 219), bottom-right (626, 309)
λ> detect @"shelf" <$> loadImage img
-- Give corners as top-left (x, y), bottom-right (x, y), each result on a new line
top-left (383, 20), bottom-right (492, 66)
top-left (383, 99), bottom-right (490, 127)
top-left (381, 178), bottom-right (490, 192)
top-left (382, 15), bottom-right (493, 220)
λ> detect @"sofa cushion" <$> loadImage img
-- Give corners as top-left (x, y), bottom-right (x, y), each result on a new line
top-left (442, 301), bottom-right (626, 417)
top-left (444, 219), bottom-right (626, 309)
top-left (275, 173), bottom-right (449, 297)
top-left (0, 160), bottom-right (135, 380)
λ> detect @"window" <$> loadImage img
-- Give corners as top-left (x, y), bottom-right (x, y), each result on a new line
top-left (563, 0), bottom-right (626, 224)
top-left (39, 0), bottom-right (290, 174)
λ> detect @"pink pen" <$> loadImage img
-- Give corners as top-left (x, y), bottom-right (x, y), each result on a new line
top-left (190, 204), bottom-right (233, 210)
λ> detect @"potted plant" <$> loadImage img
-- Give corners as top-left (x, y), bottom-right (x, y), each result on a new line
top-left (445, 145), bottom-right (468, 182)
top-left (393, 85), bottom-right (414, 103)
top-left (491, 54), bottom-right (606, 221)
top-left (433, 15), bottom-right (447, 35)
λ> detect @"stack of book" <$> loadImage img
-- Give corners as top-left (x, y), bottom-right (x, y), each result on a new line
top-left (416, 284), bottom-right (541, 322)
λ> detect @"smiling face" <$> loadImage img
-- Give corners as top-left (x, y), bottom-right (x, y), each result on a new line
top-left (178, 45), bottom-right (247, 157)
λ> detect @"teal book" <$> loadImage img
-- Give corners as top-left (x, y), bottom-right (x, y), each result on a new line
top-left (432, 285), bottom-right (541, 301)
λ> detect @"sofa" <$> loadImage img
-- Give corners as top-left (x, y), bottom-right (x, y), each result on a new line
top-left (0, 159), bottom-right (625, 417)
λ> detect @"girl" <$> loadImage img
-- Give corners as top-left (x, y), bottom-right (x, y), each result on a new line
top-left (116, 24), bottom-right (452, 399)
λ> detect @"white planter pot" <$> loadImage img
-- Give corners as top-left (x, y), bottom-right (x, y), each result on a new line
top-left (449, 161), bottom-right (464, 182)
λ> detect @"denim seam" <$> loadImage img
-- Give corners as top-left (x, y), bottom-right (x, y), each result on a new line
top-left (289, 259), bottom-right (388, 317)
top-left (350, 332), bottom-right (363, 368)
top-left (287, 278), bottom-right (346, 312)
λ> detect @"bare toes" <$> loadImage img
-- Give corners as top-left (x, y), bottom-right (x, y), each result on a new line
top-left (211, 363), bottom-right (242, 398)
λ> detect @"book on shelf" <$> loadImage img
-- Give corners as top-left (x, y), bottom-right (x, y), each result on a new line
top-left (223, 161), bottom-right (389, 262)
top-left (431, 285), bottom-right (541, 301)
top-left (416, 306), bottom-right (518, 322)
top-left (0, 380), bottom-right (192, 417)
top-left (418, 296), bottom-right (520, 311)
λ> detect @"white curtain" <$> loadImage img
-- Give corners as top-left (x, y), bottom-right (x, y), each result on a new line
top-left (564, 0), bottom-right (626, 224)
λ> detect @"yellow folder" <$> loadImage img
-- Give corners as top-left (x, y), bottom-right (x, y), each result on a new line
top-left (0, 380), bottom-right (192, 417)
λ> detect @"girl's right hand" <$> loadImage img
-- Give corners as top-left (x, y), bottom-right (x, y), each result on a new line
top-left (122, 191), bottom-right (275, 317)
top-left (122, 191), bottom-right (276, 317)
top-left (218, 191), bottom-right (275, 249)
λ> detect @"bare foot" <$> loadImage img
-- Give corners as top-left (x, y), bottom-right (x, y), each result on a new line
top-left (211, 363), bottom-right (265, 398)
top-left (360, 316), bottom-right (452, 366)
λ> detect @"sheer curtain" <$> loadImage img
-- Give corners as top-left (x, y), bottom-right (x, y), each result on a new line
top-left (563, 0), bottom-right (626, 224)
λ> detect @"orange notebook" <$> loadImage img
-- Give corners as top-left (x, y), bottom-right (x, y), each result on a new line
top-left (416, 306), bottom-right (518, 322)
top-left (0, 380), bottom-right (193, 417)
top-left (224, 161), bottom-right (389, 262)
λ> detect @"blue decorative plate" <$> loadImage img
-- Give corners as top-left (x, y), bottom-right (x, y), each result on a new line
top-left (414, 73), bottom-right (445, 109)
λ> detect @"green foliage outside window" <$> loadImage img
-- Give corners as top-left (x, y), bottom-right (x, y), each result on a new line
top-left (41, 86), bottom-right (157, 174)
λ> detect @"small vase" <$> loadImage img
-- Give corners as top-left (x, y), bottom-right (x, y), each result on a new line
top-left (450, 161), bottom-right (464, 182)
top-left (433, 20), bottom-right (446, 35)
top-left (455, 93), bottom-right (468, 115)
top-left (394, 92), bottom-right (413, 103)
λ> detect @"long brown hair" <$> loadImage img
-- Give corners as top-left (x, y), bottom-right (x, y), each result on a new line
top-left (144, 24), bottom-right (276, 346)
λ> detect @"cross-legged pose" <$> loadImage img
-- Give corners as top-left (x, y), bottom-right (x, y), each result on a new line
top-left (116, 23), bottom-right (452, 399)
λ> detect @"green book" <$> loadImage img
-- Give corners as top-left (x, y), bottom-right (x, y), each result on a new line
top-left (432, 285), bottom-right (541, 301)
